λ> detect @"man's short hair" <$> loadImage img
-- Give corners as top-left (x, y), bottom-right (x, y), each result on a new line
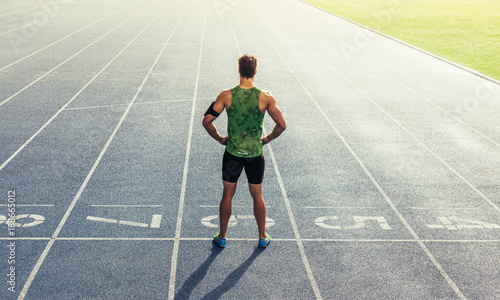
top-left (238, 54), bottom-right (257, 79)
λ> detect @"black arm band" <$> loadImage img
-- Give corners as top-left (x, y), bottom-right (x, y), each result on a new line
top-left (204, 101), bottom-right (220, 117)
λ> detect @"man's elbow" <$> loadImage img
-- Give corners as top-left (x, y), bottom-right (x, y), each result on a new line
top-left (202, 118), bottom-right (211, 128)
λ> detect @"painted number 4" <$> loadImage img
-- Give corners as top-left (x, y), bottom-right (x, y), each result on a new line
top-left (427, 217), bottom-right (500, 230)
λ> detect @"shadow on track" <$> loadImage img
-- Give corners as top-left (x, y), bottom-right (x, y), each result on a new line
top-left (175, 243), bottom-right (225, 299)
top-left (200, 247), bottom-right (265, 300)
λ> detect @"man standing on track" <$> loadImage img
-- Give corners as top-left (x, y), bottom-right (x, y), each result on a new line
top-left (202, 54), bottom-right (286, 248)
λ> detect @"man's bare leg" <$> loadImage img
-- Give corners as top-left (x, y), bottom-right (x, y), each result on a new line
top-left (219, 180), bottom-right (237, 238)
top-left (249, 183), bottom-right (266, 239)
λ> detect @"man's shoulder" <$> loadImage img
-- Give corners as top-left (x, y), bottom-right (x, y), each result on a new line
top-left (259, 90), bottom-right (276, 103)
top-left (260, 89), bottom-right (272, 96)
top-left (217, 89), bottom-right (233, 102)
top-left (218, 89), bottom-right (232, 97)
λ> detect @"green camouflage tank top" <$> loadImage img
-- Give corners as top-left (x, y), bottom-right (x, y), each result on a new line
top-left (226, 86), bottom-right (264, 158)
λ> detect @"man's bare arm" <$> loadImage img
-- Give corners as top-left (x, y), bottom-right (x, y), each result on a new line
top-left (202, 91), bottom-right (229, 145)
top-left (261, 92), bottom-right (286, 145)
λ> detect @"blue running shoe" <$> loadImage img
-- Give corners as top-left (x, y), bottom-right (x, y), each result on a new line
top-left (258, 234), bottom-right (271, 248)
top-left (213, 233), bottom-right (226, 248)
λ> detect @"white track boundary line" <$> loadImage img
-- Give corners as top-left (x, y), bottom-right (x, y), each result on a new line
top-left (247, 2), bottom-right (466, 299)
top-left (3, 237), bottom-right (500, 243)
top-left (0, 0), bottom-right (143, 72)
top-left (16, 0), bottom-right (181, 298)
top-left (167, 1), bottom-right (206, 299)
top-left (0, 0), bottom-right (154, 108)
top-left (230, 10), bottom-right (323, 300)
top-left (0, 0), bottom-right (97, 36)
top-left (0, 0), bottom-right (164, 173)
top-left (298, 0), bottom-right (500, 86)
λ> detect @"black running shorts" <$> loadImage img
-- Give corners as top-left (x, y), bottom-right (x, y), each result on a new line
top-left (222, 150), bottom-right (265, 184)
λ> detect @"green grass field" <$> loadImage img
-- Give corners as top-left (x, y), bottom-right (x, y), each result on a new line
top-left (303, 0), bottom-right (500, 80)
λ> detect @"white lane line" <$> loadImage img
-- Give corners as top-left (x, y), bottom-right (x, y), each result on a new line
top-left (0, 0), bottom-right (163, 173)
top-left (135, 98), bottom-right (209, 106)
top-left (0, 238), bottom-right (51, 240)
top-left (302, 239), bottom-right (500, 243)
top-left (305, 206), bottom-right (376, 209)
top-left (168, 1), bottom-right (206, 299)
top-left (230, 10), bottom-right (323, 300)
top-left (200, 205), bottom-right (271, 208)
top-left (0, 1), bottom-right (98, 35)
top-left (3, 237), bottom-right (500, 243)
top-left (301, 239), bottom-right (416, 242)
top-left (90, 205), bottom-right (163, 207)
top-left (0, 204), bottom-right (54, 207)
top-left (16, 1), bottom-right (181, 298)
top-left (306, 206), bottom-right (480, 210)
top-left (60, 92), bottom-right (310, 114)
top-left (271, 1), bottom-right (500, 215)
top-left (0, 0), bottom-right (143, 72)
top-left (410, 207), bottom-right (481, 210)
top-left (62, 98), bottom-right (200, 111)
top-left (54, 237), bottom-right (175, 241)
top-left (63, 103), bottom-right (132, 111)
top-left (420, 239), bottom-right (500, 243)
top-left (246, 2), bottom-right (465, 299)
top-left (0, 0), bottom-right (155, 108)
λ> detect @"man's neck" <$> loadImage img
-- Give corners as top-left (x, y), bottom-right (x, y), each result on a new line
top-left (239, 77), bottom-right (255, 89)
